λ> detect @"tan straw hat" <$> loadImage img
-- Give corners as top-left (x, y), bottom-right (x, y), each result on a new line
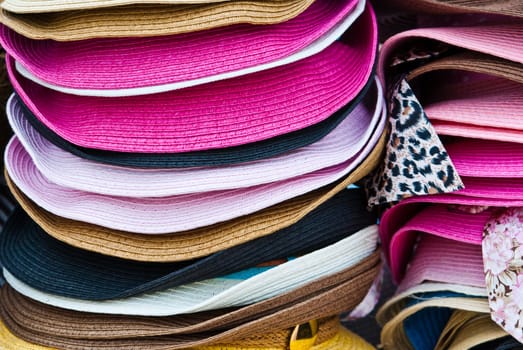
top-left (434, 310), bottom-right (507, 350)
top-left (0, 0), bottom-right (316, 40)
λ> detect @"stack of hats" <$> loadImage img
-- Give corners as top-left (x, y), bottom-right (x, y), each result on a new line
top-left (367, 1), bottom-right (523, 349)
top-left (0, 0), bottom-right (386, 348)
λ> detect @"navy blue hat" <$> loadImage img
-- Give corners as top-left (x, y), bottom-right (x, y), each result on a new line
top-left (0, 188), bottom-right (375, 300)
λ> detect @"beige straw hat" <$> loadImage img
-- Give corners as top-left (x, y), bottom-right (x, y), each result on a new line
top-left (0, 0), bottom-right (316, 40)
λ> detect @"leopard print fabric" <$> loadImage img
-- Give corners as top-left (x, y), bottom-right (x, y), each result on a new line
top-left (366, 79), bottom-right (464, 207)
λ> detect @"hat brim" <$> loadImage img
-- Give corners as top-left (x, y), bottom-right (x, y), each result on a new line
top-left (379, 23), bottom-right (523, 86)
top-left (0, 251), bottom-right (380, 339)
top-left (14, 73), bottom-right (376, 168)
top-left (3, 225), bottom-right (378, 315)
top-left (378, 0), bottom-right (523, 18)
top-left (4, 100), bottom-right (385, 234)
top-left (394, 234), bottom-right (485, 291)
top-left (3, 129), bottom-right (386, 262)
top-left (3, 0), bottom-right (369, 96)
top-left (0, 0), bottom-right (317, 42)
top-left (379, 177), bottom-right (523, 268)
top-left (7, 79), bottom-right (383, 197)
top-left (0, 188), bottom-right (376, 300)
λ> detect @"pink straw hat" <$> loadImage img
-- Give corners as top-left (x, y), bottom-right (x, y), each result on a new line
top-left (396, 233), bottom-right (485, 293)
top-left (4, 101), bottom-right (386, 234)
top-left (378, 23), bottom-right (523, 86)
top-left (389, 205), bottom-right (489, 285)
top-left (6, 79), bottom-right (384, 197)
top-left (407, 55), bottom-right (523, 143)
top-left (1, 0), bottom-right (368, 96)
top-left (379, 135), bottom-right (523, 280)
top-left (6, 11), bottom-right (377, 153)
top-left (445, 139), bottom-right (523, 178)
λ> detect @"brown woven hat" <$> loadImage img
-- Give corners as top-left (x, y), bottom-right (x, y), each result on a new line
top-left (0, 314), bottom-right (376, 350)
top-left (0, 250), bottom-right (380, 344)
top-left (0, 0), bottom-right (315, 41)
top-left (0, 251), bottom-right (380, 349)
top-left (3, 130), bottom-right (386, 262)
top-left (384, 0), bottom-right (523, 18)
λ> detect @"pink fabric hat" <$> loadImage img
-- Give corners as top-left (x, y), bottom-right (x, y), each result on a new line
top-left (378, 23), bottom-right (523, 86)
top-left (397, 234), bottom-right (485, 294)
top-left (6, 9), bottom-right (377, 153)
top-left (4, 100), bottom-right (386, 234)
top-left (6, 79), bottom-right (383, 197)
top-left (1, 0), bottom-right (367, 96)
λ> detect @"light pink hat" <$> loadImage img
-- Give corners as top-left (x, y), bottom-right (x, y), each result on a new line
top-left (422, 74), bottom-right (523, 144)
top-left (378, 23), bottom-right (523, 86)
top-left (4, 99), bottom-right (386, 234)
top-left (396, 233), bottom-right (485, 294)
top-left (6, 78), bottom-right (383, 197)
top-left (6, 9), bottom-right (377, 153)
top-left (1, 0), bottom-right (367, 96)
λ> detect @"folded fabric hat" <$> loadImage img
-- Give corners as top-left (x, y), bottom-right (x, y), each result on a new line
top-left (3, 224), bottom-right (378, 315)
top-left (0, 314), bottom-right (376, 350)
top-left (380, 0), bottom-right (523, 18)
top-left (15, 75), bottom-right (375, 169)
top-left (3, 0), bottom-right (369, 96)
top-left (0, 0), bottom-right (320, 41)
top-left (405, 51), bottom-right (523, 143)
top-left (3, 128), bottom-right (386, 261)
top-left (0, 187), bottom-right (376, 299)
top-left (0, 250), bottom-right (380, 339)
top-left (7, 79), bottom-right (384, 197)
top-left (4, 98), bottom-right (386, 234)
top-left (0, 253), bottom-right (381, 348)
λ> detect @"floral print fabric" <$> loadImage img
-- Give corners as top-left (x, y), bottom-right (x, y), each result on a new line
top-left (483, 207), bottom-right (523, 341)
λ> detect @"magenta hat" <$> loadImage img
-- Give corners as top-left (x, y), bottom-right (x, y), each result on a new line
top-left (389, 205), bottom-right (488, 286)
top-left (1, 0), bottom-right (366, 96)
top-left (6, 78), bottom-right (383, 197)
top-left (445, 139), bottom-right (523, 178)
top-left (378, 23), bottom-right (523, 86)
top-left (6, 10), bottom-right (377, 153)
top-left (4, 99), bottom-right (386, 234)
top-left (380, 180), bottom-right (523, 284)
top-left (6, 79), bottom-right (384, 197)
